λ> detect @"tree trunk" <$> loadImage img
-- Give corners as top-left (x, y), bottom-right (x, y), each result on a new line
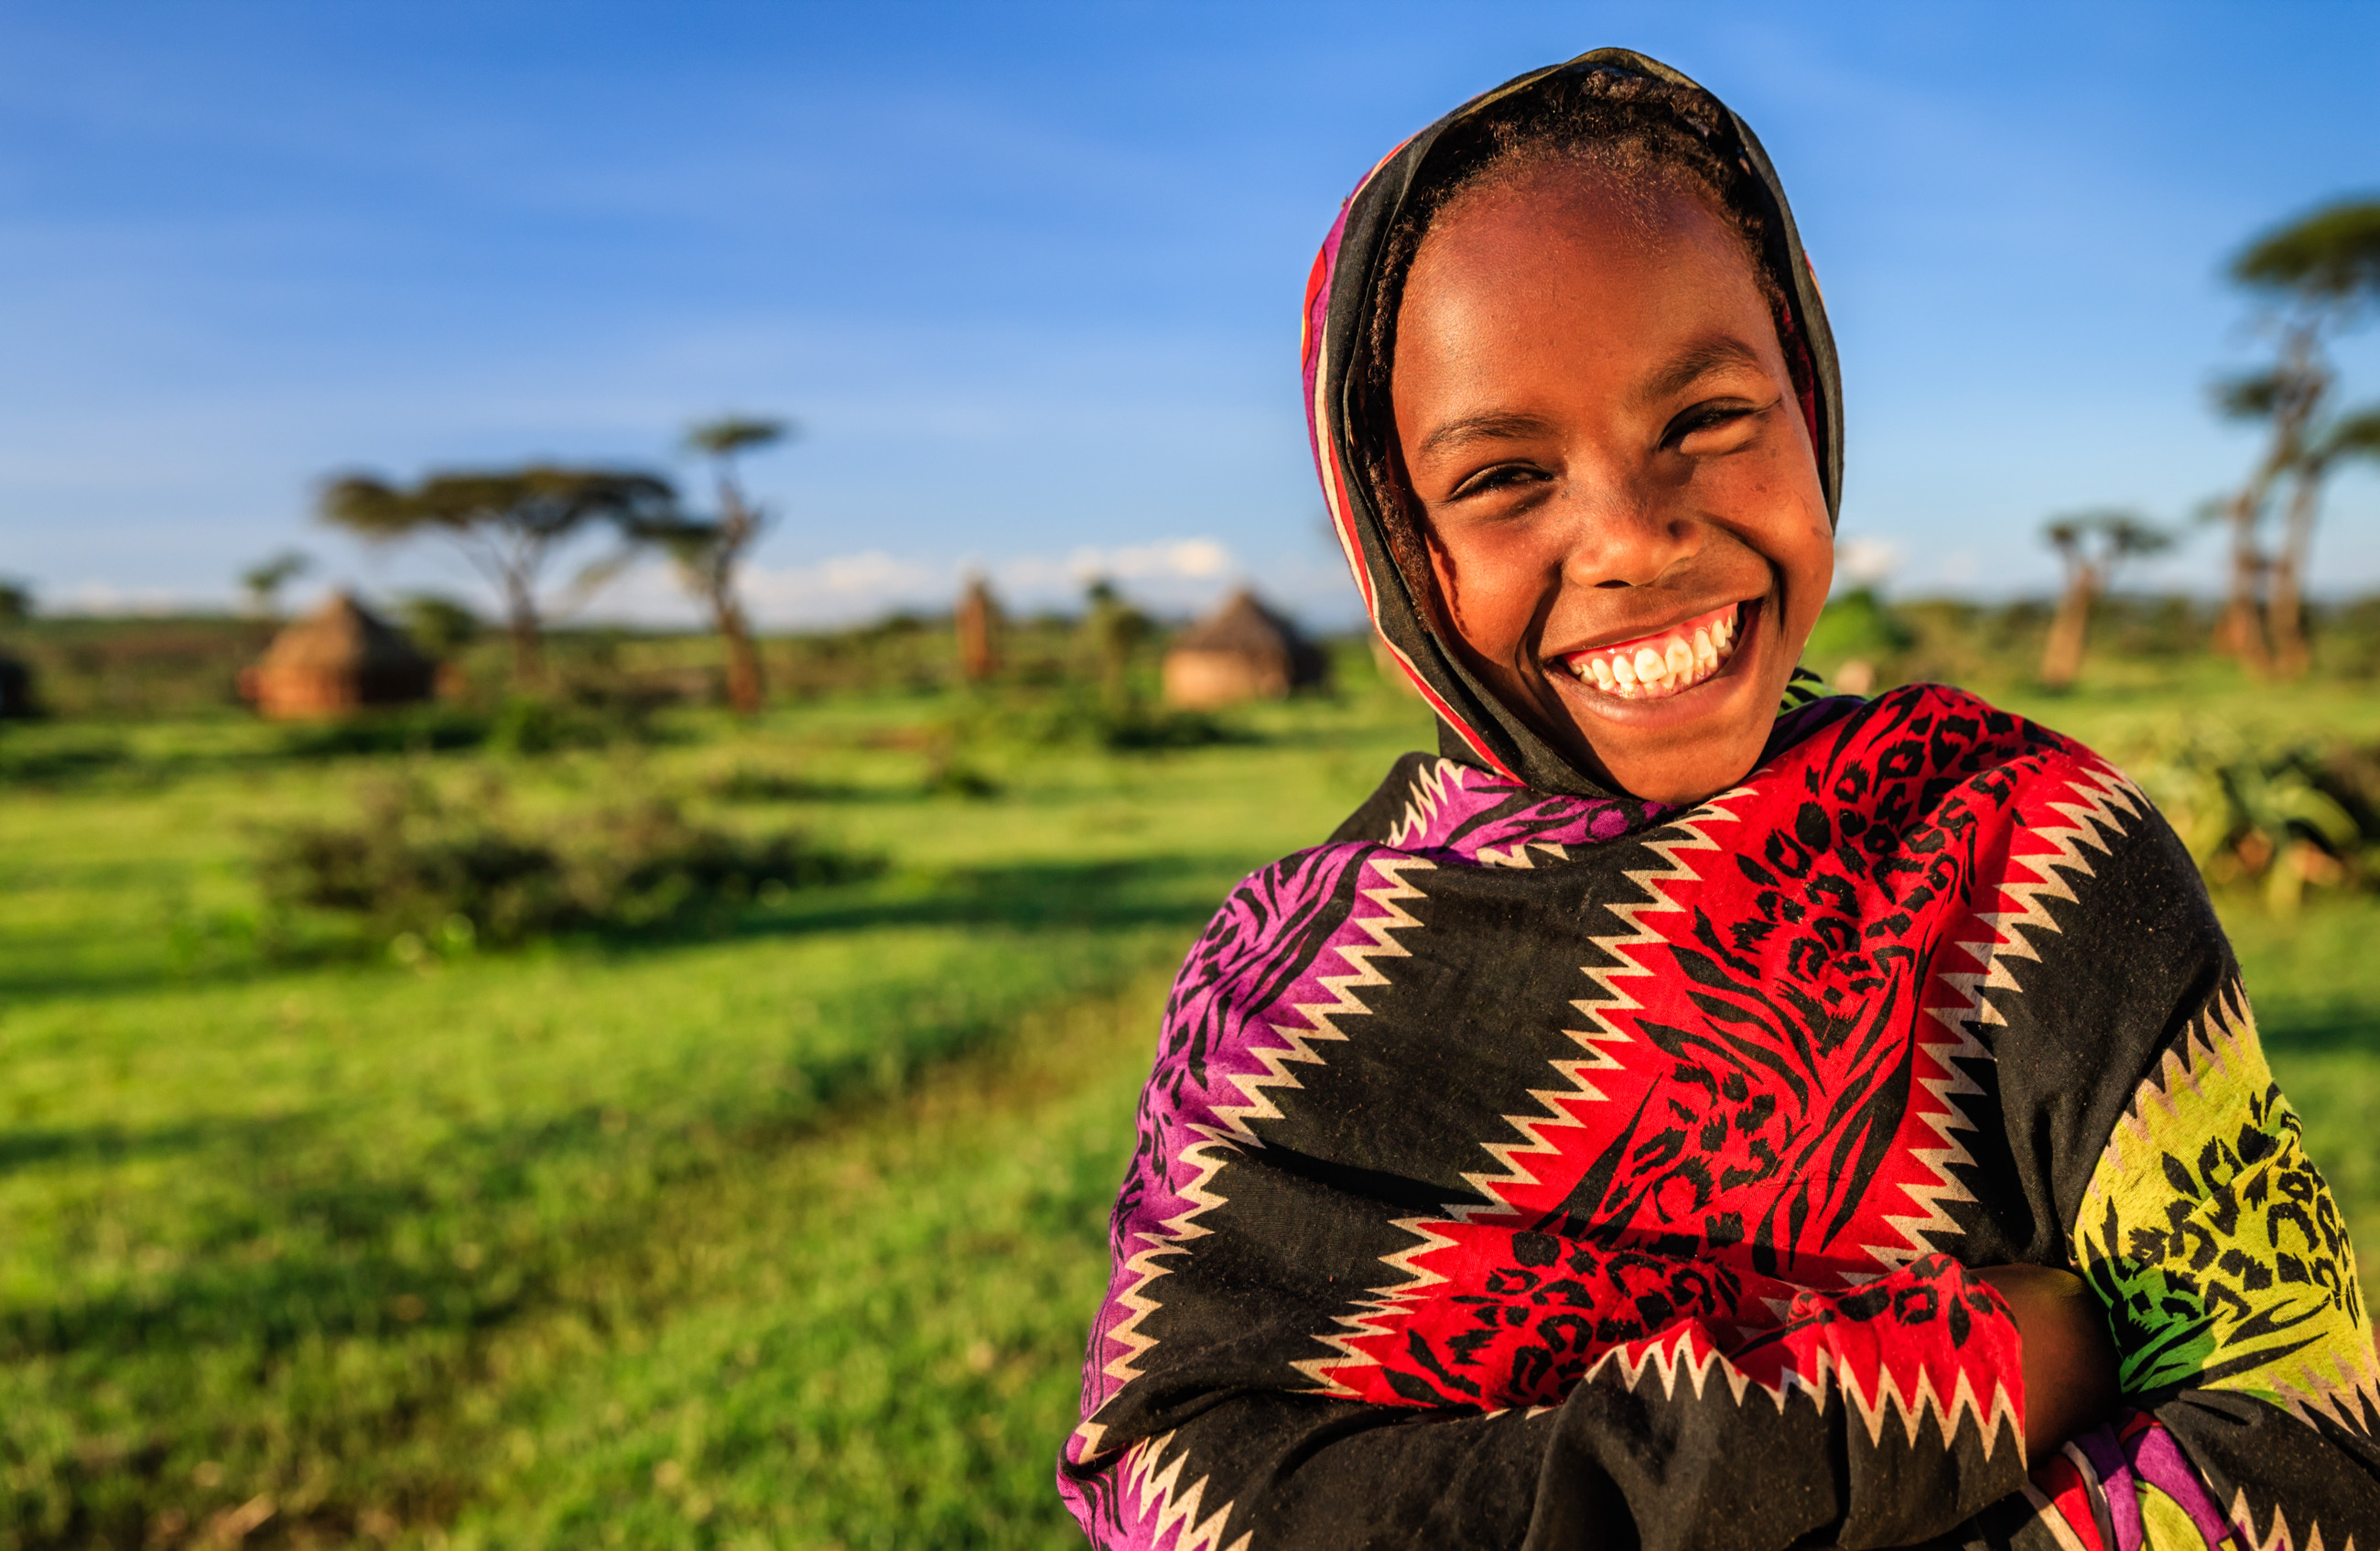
top-left (712, 583), bottom-right (764, 716)
top-left (2268, 471), bottom-right (2320, 679)
top-left (2215, 487), bottom-right (2271, 674)
top-left (2040, 564), bottom-right (2097, 688)
top-left (504, 574), bottom-right (543, 689)
top-left (2217, 325), bottom-right (2328, 676)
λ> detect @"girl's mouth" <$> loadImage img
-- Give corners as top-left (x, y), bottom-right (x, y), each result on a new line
top-left (1553, 602), bottom-right (1748, 701)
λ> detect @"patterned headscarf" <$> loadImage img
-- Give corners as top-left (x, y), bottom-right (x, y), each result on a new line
top-left (1301, 48), bottom-right (1844, 796)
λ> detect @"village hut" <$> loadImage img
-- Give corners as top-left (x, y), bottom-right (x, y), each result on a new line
top-left (239, 591), bottom-right (437, 720)
top-left (1161, 589), bottom-right (1328, 710)
top-left (955, 575), bottom-right (1003, 683)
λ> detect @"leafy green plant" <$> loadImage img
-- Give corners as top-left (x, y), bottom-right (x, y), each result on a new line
top-left (707, 762), bottom-right (838, 802)
top-left (2124, 721), bottom-right (2369, 913)
top-left (255, 776), bottom-right (877, 949)
top-left (275, 704), bottom-right (492, 759)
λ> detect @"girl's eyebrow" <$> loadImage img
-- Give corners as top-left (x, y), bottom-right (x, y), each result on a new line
top-left (1414, 411), bottom-right (1556, 460)
top-left (1637, 337), bottom-right (1765, 406)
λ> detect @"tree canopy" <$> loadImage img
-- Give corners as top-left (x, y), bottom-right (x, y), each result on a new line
top-left (2042, 508), bottom-right (2173, 566)
top-left (319, 465), bottom-right (679, 684)
top-left (2233, 200), bottom-right (2380, 306)
top-left (321, 467), bottom-right (676, 547)
top-left (686, 416), bottom-right (792, 461)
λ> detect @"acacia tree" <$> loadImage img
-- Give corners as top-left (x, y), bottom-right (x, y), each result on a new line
top-left (319, 465), bottom-right (678, 687)
top-left (2268, 407), bottom-right (2380, 676)
top-left (629, 416), bottom-right (791, 715)
top-left (2039, 509), bottom-right (2172, 689)
top-left (239, 549), bottom-right (312, 618)
top-left (2212, 199), bottom-right (2380, 671)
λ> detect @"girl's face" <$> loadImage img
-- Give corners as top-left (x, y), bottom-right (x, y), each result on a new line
top-left (1390, 163), bottom-right (1834, 805)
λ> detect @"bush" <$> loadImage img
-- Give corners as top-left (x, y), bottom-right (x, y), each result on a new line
top-left (256, 776), bottom-right (880, 950)
top-left (276, 705), bottom-right (492, 759)
top-left (485, 695), bottom-right (646, 756)
top-left (2124, 722), bottom-right (2380, 914)
top-left (954, 689), bottom-right (1250, 756)
top-left (1093, 702), bottom-right (1245, 753)
top-left (708, 763), bottom-right (834, 802)
top-left (1804, 587), bottom-right (1916, 687)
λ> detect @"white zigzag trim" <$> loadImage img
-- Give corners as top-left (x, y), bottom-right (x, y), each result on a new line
top-left (1474, 838), bottom-right (1573, 869)
top-left (1293, 1212), bottom-right (1461, 1395)
top-left (1385, 757), bottom-right (1465, 849)
top-left (1118, 1431), bottom-right (1250, 1551)
top-left (1101, 854), bottom-right (1436, 1390)
top-left (1575, 1319), bottom-right (2020, 1455)
top-left (2224, 1489), bottom-right (2349, 1551)
top-left (1872, 760), bottom-right (2144, 1272)
top-left (1581, 1323), bottom-right (1757, 1408)
top-left (1572, 789), bottom-right (1747, 1068)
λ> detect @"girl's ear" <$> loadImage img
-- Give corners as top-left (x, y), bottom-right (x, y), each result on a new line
top-left (1418, 524), bottom-right (1468, 648)
top-left (1375, 440), bottom-right (1446, 620)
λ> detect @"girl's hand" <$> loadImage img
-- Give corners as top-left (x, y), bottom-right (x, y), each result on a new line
top-left (1974, 1264), bottom-right (2120, 1457)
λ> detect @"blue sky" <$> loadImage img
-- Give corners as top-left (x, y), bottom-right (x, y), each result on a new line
top-left (4, 1), bottom-right (2377, 627)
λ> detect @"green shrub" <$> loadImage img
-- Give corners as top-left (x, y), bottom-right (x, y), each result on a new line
top-left (707, 762), bottom-right (838, 802)
top-left (952, 689), bottom-right (1251, 756)
top-left (2123, 721), bottom-right (2380, 913)
top-left (487, 695), bottom-right (633, 756)
top-left (256, 776), bottom-right (879, 949)
top-left (1804, 587), bottom-right (1916, 683)
top-left (1093, 702), bottom-right (1245, 752)
top-left (275, 704), bottom-right (492, 758)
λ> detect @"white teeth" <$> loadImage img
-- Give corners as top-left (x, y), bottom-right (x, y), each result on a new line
top-left (1563, 605), bottom-right (1743, 700)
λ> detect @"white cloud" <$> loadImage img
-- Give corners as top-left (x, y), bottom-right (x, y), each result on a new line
top-left (54, 580), bottom-right (214, 615)
top-left (1834, 536), bottom-right (1903, 587)
top-left (592, 534), bottom-right (1260, 630)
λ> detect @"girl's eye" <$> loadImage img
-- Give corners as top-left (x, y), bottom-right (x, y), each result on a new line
top-left (1662, 402), bottom-right (1758, 450)
top-left (1448, 463), bottom-right (1549, 500)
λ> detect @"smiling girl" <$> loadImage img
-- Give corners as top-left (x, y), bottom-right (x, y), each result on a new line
top-left (1061, 50), bottom-right (2379, 1550)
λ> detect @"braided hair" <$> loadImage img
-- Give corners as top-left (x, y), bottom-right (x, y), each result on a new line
top-left (1348, 66), bottom-right (1815, 602)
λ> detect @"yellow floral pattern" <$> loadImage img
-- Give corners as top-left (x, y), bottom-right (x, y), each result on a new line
top-left (2074, 980), bottom-right (2380, 1428)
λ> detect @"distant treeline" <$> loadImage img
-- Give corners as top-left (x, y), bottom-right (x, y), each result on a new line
top-left (12, 591), bottom-right (2380, 721)
top-left (1802, 591), bottom-right (2380, 693)
top-left (0, 607), bottom-right (1150, 721)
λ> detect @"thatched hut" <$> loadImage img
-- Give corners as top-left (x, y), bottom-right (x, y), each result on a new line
top-left (1162, 590), bottom-right (1327, 710)
top-left (240, 591), bottom-right (436, 720)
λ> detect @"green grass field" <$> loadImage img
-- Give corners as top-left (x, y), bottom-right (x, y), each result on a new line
top-left (1, 663), bottom-right (2375, 1551)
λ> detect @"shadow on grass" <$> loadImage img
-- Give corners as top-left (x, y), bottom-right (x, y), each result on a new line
top-left (0, 853), bottom-right (1236, 1004)
top-left (0, 858), bottom-right (1226, 1360)
top-left (694, 854), bottom-right (1230, 941)
top-left (0, 1120), bottom-right (231, 1176)
top-left (0, 970), bottom-right (1169, 1551)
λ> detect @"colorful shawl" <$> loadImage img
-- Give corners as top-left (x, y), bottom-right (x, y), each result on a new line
top-left (1060, 49), bottom-right (2380, 1551)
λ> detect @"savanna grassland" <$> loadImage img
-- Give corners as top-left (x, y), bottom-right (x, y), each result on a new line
top-left (2, 620), bottom-right (2377, 1551)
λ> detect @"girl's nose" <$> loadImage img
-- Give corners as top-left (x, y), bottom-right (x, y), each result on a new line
top-left (1552, 483), bottom-right (1701, 591)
